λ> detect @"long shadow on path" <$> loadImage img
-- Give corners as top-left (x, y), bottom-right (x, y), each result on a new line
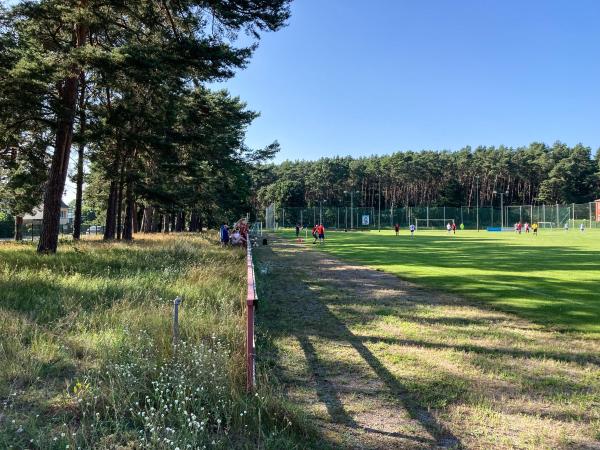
top-left (256, 240), bottom-right (461, 449)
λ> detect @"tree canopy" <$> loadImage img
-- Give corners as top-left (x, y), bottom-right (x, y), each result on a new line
top-left (0, 0), bottom-right (291, 250)
top-left (254, 142), bottom-right (600, 210)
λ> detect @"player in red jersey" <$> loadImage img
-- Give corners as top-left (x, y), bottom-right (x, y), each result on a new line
top-left (317, 223), bottom-right (325, 244)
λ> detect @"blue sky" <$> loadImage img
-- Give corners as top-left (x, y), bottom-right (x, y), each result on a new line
top-left (215, 0), bottom-right (600, 162)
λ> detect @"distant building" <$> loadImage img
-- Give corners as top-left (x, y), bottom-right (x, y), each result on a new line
top-left (23, 200), bottom-right (69, 225)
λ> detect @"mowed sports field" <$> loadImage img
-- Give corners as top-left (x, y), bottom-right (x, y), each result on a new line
top-left (288, 228), bottom-right (600, 334)
top-left (257, 228), bottom-right (600, 448)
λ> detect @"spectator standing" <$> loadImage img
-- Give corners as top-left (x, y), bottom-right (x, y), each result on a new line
top-left (219, 223), bottom-right (229, 246)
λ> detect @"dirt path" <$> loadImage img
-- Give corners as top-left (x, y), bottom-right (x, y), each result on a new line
top-left (255, 237), bottom-right (600, 450)
top-left (256, 238), bottom-right (459, 449)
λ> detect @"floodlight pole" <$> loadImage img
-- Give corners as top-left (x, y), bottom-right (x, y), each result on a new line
top-left (492, 190), bottom-right (507, 228)
top-left (500, 194), bottom-right (504, 228)
top-left (378, 177), bottom-right (381, 232)
top-left (345, 190), bottom-right (358, 230)
top-left (319, 200), bottom-right (325, 225)
top-left (493, 190), bottom-right (508, 228)
top-left (350, 192), bottom-right (353, 229)
top-left (476, 176), bottom-right (480, 232)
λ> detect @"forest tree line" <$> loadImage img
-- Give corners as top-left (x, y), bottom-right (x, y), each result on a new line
top-left (0, 0), bottom-right (290, 252)
top-left (254, 142), bottom-right (600, 210)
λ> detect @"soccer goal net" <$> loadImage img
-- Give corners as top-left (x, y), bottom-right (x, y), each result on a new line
top-left (415, 218), bottom-right (454, 230)
top-left (538, 221), bottom-right (554, 229)
top-left (265, 203), bottom-right (276, 230)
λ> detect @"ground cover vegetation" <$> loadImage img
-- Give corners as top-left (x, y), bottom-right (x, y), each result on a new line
top-left (0, 234), bottom-right (312, 449)
top-left (255, 234), bottom-right (600, 449)
top-left (0, 0), bottom-right (290, 251)
top-left (255, 143), bottom-right (600, 210)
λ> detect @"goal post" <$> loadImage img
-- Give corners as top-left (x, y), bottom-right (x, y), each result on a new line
top-left (265, 203), bottom-right (276, 230)
top-left (415, 218), bottom-right (454, 230)
top-left (537, 221), bottom-right (554, 229)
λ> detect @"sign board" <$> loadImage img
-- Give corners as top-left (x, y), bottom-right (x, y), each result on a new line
top-left (362, 215), bottom-right (370, 226)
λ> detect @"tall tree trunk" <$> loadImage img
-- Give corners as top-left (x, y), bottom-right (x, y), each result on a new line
top-left (142, 205), bottom-right (153, 232)
top-left (133, 202), bottom-right (140, 234)
top-left (151, 208), bottom-right (160, 232)
top-left (14, 216), bottom-right (23, 241)
top-left (72, 74), bottom-right (86, 240)
top-left (175, 211), bottom-right (185, 232)
top-left (175, 211), bottom-right (181, 232)
top-left (37, 18), bottom-right (87, 253)
top-left (115, 162), bottom-right (125, 240)
top-left (72, 141), bottom-right (85, 240)
top-left (163, 214), bottom-right (170, 233)
top-left (104, 180), bottom-right (118, 239)
top-left (37, 84), bottom-right (78, 252)
top-left (170, 214), bottom-right (176, 232)
top-left (189, 211), bottom-right (199, 232)
top-left (122, 180), bottom-right (134, 241)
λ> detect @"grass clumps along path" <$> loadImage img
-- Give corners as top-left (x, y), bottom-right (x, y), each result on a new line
top-left (255, 233), bottom-right (600, 449)
top-left (0, 234), bottom-right (310, 449)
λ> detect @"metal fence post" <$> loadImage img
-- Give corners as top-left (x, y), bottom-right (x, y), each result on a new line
top-left (530, 205), bottom-right (533, 224)
top-left (519, 206), bottom-right (522, 223)
top-left (173, 296), bottom-right (182, 349)
top-left (246, 235), bottom-right (257, 391)
top-left (543, 204), bottom-right (546, 223)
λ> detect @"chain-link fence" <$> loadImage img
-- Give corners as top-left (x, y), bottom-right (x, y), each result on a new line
top-left (0, 218), bottom-right (105, 241)
top-left (262, 202), bottom-right (600, 231)
top-left (0, 217), bottom-right (12, 239)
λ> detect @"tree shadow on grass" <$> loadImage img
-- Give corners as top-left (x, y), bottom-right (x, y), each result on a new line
top-left (318, 237), bottom-right (600, 332)
top-left (357, 335), bottom-right (600, 367)
top-left (296, 333), bottom-right (437, 448)
top-left (255, 243), bottom-right (461, 449)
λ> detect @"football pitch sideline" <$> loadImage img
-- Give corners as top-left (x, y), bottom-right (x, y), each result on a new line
top-left (281, 228), bottom-right (600, 334)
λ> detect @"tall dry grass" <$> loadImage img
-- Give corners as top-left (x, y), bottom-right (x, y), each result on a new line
top-left (0, 234), bottom-right (310, 449)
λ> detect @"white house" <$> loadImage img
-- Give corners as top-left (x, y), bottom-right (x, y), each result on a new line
top-left (23, 200), bottom-right (69, 225)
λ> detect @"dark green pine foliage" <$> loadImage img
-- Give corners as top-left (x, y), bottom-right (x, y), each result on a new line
top-left (1, 0), bottom-right (291, 250)
top-left (254, 142), bottom-right (600, 210)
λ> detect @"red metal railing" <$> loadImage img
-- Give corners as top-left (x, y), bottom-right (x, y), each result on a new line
top-left (246, 234), bottom-right (257, 391)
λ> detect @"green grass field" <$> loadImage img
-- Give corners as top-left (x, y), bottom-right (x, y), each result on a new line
top-left (257, 232), bottom-right (600, 448)
top-left (283, 228), bottom-right (600, 334)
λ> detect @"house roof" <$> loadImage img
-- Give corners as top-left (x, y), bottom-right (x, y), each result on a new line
top-left (23, 200), bottom-right (69, 219)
